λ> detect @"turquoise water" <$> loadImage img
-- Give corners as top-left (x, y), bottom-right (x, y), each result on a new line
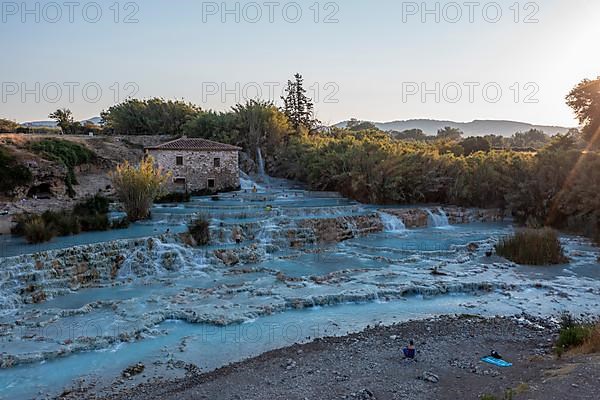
top-left (0, 178), bottom-right (598, 399)
top-left (0, 295), bottom-right (517, 400)
top-left (0, 184), bottom-right (359, 258)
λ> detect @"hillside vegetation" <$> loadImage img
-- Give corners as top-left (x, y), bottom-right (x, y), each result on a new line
top-left (4, 74), bottom-right (600, 241)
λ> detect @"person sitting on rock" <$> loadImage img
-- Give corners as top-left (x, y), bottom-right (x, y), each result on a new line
top-left (403, 340), bottom-right (416, 359)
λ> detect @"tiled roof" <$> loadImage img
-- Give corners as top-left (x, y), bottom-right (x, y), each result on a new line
top-left (145, 137), bottom-right (242, 152)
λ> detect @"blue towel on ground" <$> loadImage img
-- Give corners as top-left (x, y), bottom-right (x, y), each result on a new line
top-left (481, 356), bottom-right (512, 367)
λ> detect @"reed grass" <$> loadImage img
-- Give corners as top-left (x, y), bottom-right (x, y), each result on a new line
top-left (496, 228), bottom-right (568, 265)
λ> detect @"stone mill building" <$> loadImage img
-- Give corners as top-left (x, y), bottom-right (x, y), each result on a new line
top-left (145, 137), bottom-right (241, 194)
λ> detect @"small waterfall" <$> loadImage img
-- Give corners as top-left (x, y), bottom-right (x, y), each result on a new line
top-left (117, 238), bottom-right (196, 278)
top-left (257, 147), bottom-right (269, 184)
top-left (426, 208), bottom-right (450, 228)
top-left (240, 171), bottom-right (263, 191)
top-left (256, 217), bottom-right (281, 247)
top-left (379, 212), bottom-right (406, 233)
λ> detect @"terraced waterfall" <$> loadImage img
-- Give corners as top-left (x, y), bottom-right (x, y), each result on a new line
top-left (1, 178), bottom-right (599, 399)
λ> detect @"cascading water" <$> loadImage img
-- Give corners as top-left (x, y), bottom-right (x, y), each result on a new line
top-left (257, 147), bottom-right (269, 184)
top-left (378, 212), bottom-right (406, 233)
top-left (426, 208), bottom-right (450, 228)
top-left (117, 238), bottom-right (197, 278)
top-left (240, 171), bottom-right (263, 191)
top-left (2, 177), bottom-right (600, 400)
top-left (257, 217), bottom-right (278, 243)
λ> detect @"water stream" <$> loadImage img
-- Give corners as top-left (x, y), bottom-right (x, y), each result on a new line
top-left (0, 176), bottom-right (598, 399)
top-left (379, 211), bottom-right (407, 233)
top-left (426, 208), bottom-right (451, 228)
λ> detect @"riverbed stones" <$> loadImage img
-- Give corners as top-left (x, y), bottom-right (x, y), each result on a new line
top-left (299, 213), bottom-right (383, 243)
top-left (418, 371), bottom-right (439, 383)
top-left (122, 363), bottom-right (145, 378)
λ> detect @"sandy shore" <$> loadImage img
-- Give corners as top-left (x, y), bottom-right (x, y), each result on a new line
top-left (61, 315), bottom-right (600, 400)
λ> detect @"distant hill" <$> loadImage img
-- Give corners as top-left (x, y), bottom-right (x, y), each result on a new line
top-left (82, 116), bottom-right (103, 125)
top-left (334, 119), bottom-right (574, 137)
top-left (21, 116), bottom-right (102, 127)
top-left (21, 120), bottom-right (58, 128)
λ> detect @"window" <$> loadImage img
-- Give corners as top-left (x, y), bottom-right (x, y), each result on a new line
top-left (207, 178), bottom-right (216, 188)
top-left (176, 156), bottom-right (184, 166)
top-left (174, 178), bottom-right (186, 184)
top-left (213, 157), bottom-right (221, 168)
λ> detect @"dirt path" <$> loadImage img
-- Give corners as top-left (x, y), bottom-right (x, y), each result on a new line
top-left (66, 315), bottom-right (600, 400)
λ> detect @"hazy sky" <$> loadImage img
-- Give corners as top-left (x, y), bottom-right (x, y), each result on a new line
top-left (1, 0), bottom-right (599, 126)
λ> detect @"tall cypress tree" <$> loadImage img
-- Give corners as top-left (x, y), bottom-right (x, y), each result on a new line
top-left (281, 73), bottom-right (317, 131)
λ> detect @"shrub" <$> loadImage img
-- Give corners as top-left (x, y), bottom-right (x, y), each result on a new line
top-left (23, 216), bottom-right (55, 244)
top-left (188, 216), bottom-right (210, 245)
top-left (0, 145), bottom-right (32, 193)
top-left (73, 194), bottom-right (110, 216)
top-left (496, 228), bottom-right (568, 265)
top-left (11, 213), bottom-right (37, 236)
top-left (11, 195), bottom-right (113, 243)
top-left (557, 324), bottom-right (592, 352)
top-left (29, 139), bottom-right (96, 197)
top-left (78, 213), bottom-right (110, 232)
top-left (29, 139), bottom-right (95, 167)
top-left (580, 324), bottom-right (600, 354)
top-left (73, 194), bottom-right (110, 231)
top-left (556, 313), bottom-right (600, 355)
top-left (110, 156), bottom-right (170, 222)
top-left (41, 210), bottom-right (80, 236)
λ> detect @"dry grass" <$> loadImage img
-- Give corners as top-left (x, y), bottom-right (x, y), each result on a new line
top-left (570, 324), bottom-right (600, 355)
top-left (110, 156), bottom-right (170, 221)
top-left (556, 313), bottom-right (600, 356)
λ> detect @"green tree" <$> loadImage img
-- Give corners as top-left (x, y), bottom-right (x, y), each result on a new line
top-left (101, 98), bottom-right (201, 135)
top-left (460, 136), bottom-right (491, 155)
top-left (392, 128), bottom-right (428, 141)
top-left (436, 126), bottom-right (463, 141)
top-left (49, 108), bottom-right (80, 134)
top-left (511, 129), bottom-right (549, 149)
top-left (281, 73), bottom-right (317, 132)
top-left (566, 77), bottom-right (600, 146)
top-left (483, 134), bottom-right (508, 149)
top-left (347, 119), bottom-right (378, 131)
top-left (183, 110), bottom-right (240, 144)
top-left (232, 100), bottom-right (273, 151)
top-left (233, 100), bottom-right (291, 170)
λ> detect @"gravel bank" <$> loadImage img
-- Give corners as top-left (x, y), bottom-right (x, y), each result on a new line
top-left (62, 315), bottom-right (600, 400)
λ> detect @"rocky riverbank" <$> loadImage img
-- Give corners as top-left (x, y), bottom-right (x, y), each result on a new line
top-left (62, 315), bottom-right (600, 400)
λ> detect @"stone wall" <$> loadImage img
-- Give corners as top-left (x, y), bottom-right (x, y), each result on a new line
top-left (147, 149), bottom-right (240, 193)
top-left (298, 213), bottom-right (384, 243)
